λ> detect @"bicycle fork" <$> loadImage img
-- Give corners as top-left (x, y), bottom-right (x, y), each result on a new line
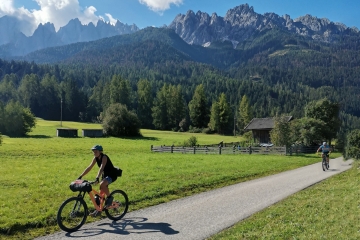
top-left (71, 193), bottom-right (86, 216)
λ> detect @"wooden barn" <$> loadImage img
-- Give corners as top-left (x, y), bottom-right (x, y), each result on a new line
top-left (244, 116), bottom-right (293, 143)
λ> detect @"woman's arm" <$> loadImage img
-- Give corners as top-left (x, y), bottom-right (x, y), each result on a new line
top-left (79, 158), bottom-right (96, 179)
top-left (96, 155), bottom-right (108, 181)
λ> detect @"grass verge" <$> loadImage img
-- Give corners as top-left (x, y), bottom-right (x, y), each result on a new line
top-left (209, 161), bottom-right (359, 240)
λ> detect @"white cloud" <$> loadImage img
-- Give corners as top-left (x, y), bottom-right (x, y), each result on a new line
top-left (0, 0), bottom-right (16, 14)
top-left (105, 13), bottom-right (117, 25)
top-left (139, 0), bottom-right (183, 12)
top-left (0, 0), bottom-right (118, 35)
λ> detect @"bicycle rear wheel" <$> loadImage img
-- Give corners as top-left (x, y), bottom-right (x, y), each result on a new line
top-left (57, 197), bottom-right (88, 232)
top-left (105, 190), bottom-right (129, 221)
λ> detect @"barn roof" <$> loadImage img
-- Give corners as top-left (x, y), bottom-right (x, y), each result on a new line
top-left (244, 116), bottom-right (293, 130)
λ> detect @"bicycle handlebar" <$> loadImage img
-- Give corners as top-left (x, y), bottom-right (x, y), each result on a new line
top-left (77, 179), bottom-right (98, 185)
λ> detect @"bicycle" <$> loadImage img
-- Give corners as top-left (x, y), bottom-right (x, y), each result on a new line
top-left (57, 179), bottom-right (129, 232)
top-left (318, 152), bottom-right (330, 171)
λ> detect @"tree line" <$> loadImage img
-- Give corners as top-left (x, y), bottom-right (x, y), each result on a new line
top-left (1, 27), bottom-right (360, 138)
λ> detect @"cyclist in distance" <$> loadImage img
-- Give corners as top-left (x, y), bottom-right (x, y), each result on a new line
top-left (78, 145), bottom-right (117, 217)
top-left (316, 141), bottom-right (332, 167)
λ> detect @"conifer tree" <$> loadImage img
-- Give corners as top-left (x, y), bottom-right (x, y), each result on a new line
top-left (137, 79), bottom-right (153, 128)
top-left (238, 95), bottom-right (253, 130)
top-left (188, 84), bottom-right (209, 128)
top-left (110, 75), bottom-right (131, 108)
top-left (152, 84), bottom-right (169, 130)
top-left (209, 93), bottom-right (231, 134)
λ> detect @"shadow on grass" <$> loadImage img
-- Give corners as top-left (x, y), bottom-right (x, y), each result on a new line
top-left (65, 217), bottom-right (179, 237)
top-left (26, 135), bottom-right (52, 139)
top-left (116, 136), bottom-right (159, 141)
top-left (289, 154), bottom-right (319, 159)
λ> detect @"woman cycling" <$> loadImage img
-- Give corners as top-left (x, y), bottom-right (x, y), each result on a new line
top-left (78, 144), bottom-right (117, 217)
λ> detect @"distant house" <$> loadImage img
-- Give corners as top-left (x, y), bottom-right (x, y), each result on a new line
top-left (244, 116), bottom-right (293, 143)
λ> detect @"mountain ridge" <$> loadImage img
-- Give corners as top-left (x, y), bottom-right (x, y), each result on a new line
top-left (1, 3), bottom-right (359, 58)
top-left (168, 3), bottom-right (359, 47)
top-left (0, 16), bottom-right (139, 57)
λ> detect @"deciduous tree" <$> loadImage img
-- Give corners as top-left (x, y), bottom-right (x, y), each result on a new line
top-left (305, 98), bottom-right (340, 143)
top-left (270, 115), bottom-right (291, 146)
top-left (290, 117), bottom-right (324, 145)
top-left (102, 103), bottom-right (141, 137)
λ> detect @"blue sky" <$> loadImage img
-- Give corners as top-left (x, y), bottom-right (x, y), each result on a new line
top-left (2, 0), bottom-right (359, 35)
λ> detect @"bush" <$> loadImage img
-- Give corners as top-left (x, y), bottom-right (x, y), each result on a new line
top-left (243, 131), bottom-right (253, 143)
top-left (182, 136), bottom-right (198, 147)
top-left (345, 129), bottom-right (360, 160)
top-left (0, 101), bottom-right (36, 137)
top-left (102, 103), bottom-right (141, 137)
top-left (202, 128), bottom-right (213, 134)
top-left (179, 118), bottom-right (189, 132)
top-left (188, 125), bottom-right (202, 133)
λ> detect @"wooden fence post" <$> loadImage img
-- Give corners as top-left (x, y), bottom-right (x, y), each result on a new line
top-left (151, 145), bottom-right (153, 152)
top-left (249, 146), bottom-right (252, 154)
top-left (219, 146), bottom-right (222, 155)
top-left (193, 146), bottom-right (196, 154)
top-left (171, 145), bottom-right (173, 153)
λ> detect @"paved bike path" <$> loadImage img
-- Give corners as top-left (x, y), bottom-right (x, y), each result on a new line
top-left (37, 157), bottom-right (353, 240)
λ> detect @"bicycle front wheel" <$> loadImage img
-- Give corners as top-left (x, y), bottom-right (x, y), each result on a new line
top-left (57, 197), bottom-right (88, 232)
top-left (105, 190), bottom-right (129, 221)
top-left (322, 157), bottom-right (327, 171)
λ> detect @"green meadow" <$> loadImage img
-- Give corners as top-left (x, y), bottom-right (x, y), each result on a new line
top-left (0, 119), bottom-right (343, 239)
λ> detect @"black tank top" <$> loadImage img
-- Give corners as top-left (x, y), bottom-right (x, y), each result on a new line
top-left (95, 153), bottom-right (116, 178)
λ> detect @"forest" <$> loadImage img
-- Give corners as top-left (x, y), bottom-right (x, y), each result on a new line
top-left (0, 27), bottom-right (360, 136)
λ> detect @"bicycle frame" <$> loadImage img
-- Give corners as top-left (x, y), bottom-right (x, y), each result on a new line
top-left (76, 187), bottom-right (120, 212)
top-left (88, 189), bottom-right (106, 211)
top-left (322, 154), bottom-right (327, 163)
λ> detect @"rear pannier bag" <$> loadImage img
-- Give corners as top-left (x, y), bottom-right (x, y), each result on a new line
top-left (69, 180), bottom-right (92, 192)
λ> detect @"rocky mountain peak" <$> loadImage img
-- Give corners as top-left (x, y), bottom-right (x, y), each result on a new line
top-left (66, 18), bottom-right (82, 28)
top-left (294, 14), bottom-right (331, 32)
top-left (0, 15), bottom-right (23, 45)
top-left (0, 16), bottom-right (139, 57)
top-left (168, 4), bottom-right (360, 47)
top-left (34, 22), bottom-right (56, 34)
top-left (226, 3), bottom-right (254, 15)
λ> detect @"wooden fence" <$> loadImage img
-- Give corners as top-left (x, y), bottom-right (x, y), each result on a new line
top-left (151, 145), bottom-right (287, 155)
top-left (289, 145), bottom-right (321, 154)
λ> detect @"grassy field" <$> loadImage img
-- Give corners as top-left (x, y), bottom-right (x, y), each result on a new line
top-left (0, 119), bottom-right (343, 239)
top-left (209, 161), bottom-right (359, 240)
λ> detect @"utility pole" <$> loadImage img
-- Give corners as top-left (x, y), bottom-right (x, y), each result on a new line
top-left (234, 113), bottom-right (236, 137)
top-left (60, 97), bottom-right (63, 127)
